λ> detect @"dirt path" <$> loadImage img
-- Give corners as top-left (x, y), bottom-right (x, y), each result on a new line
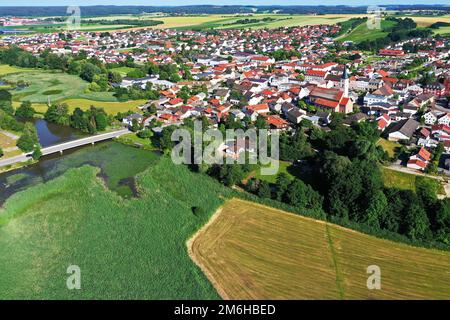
top-left (0, 130), bottom-right (19, 140)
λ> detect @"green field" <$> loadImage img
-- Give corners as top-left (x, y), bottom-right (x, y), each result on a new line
top-left (0, 64), bottom-right (34, 76)
top-left (3, 71), bottom-right (117, 103)
top-left (433, 26), bottom-right (450, 36)
top-left (0, 144), bottom-right (233, 299)
top-left (1, 65), bottom-right (146, 114)
top-left (251, 160), bottom-right (300, 184)
top-left (190, 198), bottom-right (450, 299)
top-left (377, 138), bottom-right (401, 158)
top-left (381, 167), bottom-right (445, 195)
top-left (337, 19), bottom-right (397, 43)
top-left (108, 66), bottom-right (140, 77)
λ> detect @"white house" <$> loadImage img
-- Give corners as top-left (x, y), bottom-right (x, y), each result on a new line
top-left (364, 93), bottom-right (388, 106)
top-left (423, 111), bottom-right (438, 125)
top-left (438, 113), bottom-right (450, 126)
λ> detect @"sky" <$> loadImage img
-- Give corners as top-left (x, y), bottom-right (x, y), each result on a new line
top-left (0, 1), bottom-right (449, 6)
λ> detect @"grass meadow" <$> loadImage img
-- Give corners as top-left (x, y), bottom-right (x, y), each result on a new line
top-left (337, 19), bottom-right (397, 43)
top-left (0, 152), bottom-right (232, 299)
top-left (4, 71), bottom-right (117, 103)
top-left (380, 167), bottom-right (445, 195)
top-left (190, 198), bottom-right (450, 299)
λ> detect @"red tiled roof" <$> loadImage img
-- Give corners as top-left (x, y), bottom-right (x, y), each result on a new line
top-left (407, 159), bottom-right (427, 169)
top-left (418, 147), bottom-right (431, 162)
top-left (315, 98), bottom-right (338, 109)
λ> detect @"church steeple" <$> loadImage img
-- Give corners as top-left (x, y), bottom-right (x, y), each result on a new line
top-left (342, 65), bottom-right (349, 80)
top-left (341, 65), bottom-right (349, 98)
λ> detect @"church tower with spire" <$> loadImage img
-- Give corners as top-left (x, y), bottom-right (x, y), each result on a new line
top-left (341, 65), bottom-right (349, 98)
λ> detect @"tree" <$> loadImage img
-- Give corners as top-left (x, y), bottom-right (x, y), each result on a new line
top-left (131, 118), bottom-right (141, 132)
top-left (363, 190), bottom-right (388, 229)
top-left (275, 172), bottom-right (290, 201)
top-left (0, 89), bottom-right (12, 105)
top-left (80, 62), bottom-right (101, 82)
top-left (17, 122), bottom-right (39, 153)
top-left (32, 145), bottom-right (42, 160)
top-left (15, 101), bottom-right (35, 118)
top-left (45, 104), bottom-right (70, 125)
top-left (108, 71), bottom-right (122, 84)
top-left (94, 110), bottom-right (108, 131)
top-left (257, 180), bottom-right (272, 198)
top-left (285, 179), bottom-right (323, 210)
top-left (404, 201), bottom-right (430, 240)
top-left (0, 100), bottom-right (14, 115)
top-left (137, 129), bottom-right (153, 139)
top-left (255, 115), bottom-right (268, 129)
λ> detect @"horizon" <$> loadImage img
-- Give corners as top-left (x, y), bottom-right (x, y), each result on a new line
top-left (0, 1), bottom-right (449, 7)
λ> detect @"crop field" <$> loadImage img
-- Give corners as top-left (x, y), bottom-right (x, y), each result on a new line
top-left (407, 15), bottom-right (450, 27)
top-left (78, 13), bottom-right (370, 31)
top-left (0, 150), bottom-right (234, 299)
top-left (190, 198), bottom-right (450, 299)
top-left (173, 14), bottom-right (369, 30)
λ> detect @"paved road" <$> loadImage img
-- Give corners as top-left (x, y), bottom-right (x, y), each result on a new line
top-left (0, 129), bottom-right (129, 168)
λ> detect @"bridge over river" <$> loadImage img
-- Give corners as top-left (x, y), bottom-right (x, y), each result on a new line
top-left (0, 129), bottom-right (130, 168)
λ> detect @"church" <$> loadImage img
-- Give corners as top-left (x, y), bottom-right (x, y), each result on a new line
top-left (308, 66), bottom-right (353, 114)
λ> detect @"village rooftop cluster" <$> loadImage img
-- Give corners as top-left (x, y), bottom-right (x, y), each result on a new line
top-left (1, 22), bottom-right (450, 172)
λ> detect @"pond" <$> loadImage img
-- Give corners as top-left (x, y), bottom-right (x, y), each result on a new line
top-left (0, 142), bottom-right (160, 206)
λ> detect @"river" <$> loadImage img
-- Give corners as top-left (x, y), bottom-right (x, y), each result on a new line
top-left (0, 141), bottom-right (160, 206)
top-left (1, 119), bottom-right (158, 205)
top-left (31, 118), bottom-right (86, 148)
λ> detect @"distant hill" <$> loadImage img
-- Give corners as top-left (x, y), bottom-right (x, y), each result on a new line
top-left (0, 5), bottom-right (448, 17)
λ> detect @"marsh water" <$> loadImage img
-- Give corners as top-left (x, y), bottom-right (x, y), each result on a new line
top-left (0, 142), bottom-right (159, 206)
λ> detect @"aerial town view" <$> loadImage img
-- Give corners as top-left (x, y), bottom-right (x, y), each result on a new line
top-left (0, 0), bottom-right (450, 309)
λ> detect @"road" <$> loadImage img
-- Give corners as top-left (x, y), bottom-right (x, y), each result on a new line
top-left (0, 129), bottom-right (130, 168)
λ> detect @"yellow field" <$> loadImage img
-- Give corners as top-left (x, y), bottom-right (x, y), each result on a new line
top-left (0, 65), bottom-right (34, 76)
top-left (409, 15), bottom-right (450, 27)
top-left (13, 99), bottom-right (146, 115)
top-left (189, 198), bottom-right (450, 299)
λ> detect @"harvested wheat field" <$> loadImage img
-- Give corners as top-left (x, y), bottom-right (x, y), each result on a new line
top-left (189, 198), bottom-right (450, 300)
